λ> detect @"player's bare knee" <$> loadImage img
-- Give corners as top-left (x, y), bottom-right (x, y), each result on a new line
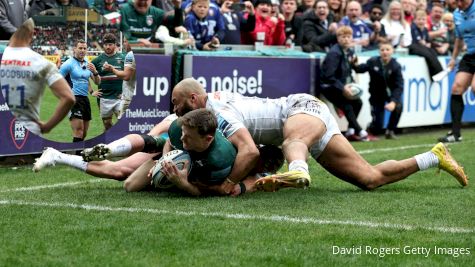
top-left (105, 166), bottom-right (130, 181)
top-left (451, 81), bottom-right (468, 95)
top-left (282, 138), bottom-right (309, 151)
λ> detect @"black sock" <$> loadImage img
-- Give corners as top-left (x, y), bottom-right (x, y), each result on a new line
top-left (73, 137), bottom-right (84, 142)
top-left (450, 95), bottom-right (464, 137)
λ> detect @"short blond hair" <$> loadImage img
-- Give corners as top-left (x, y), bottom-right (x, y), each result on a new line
top-left (336, 26), bottom-right (353, 37)
top-left (11, 18), bottom-right (35, 41)
top-left (192, 0), bottom-right (209, 4)
top-left (442, 12), bottom-right (453, 21)
top-left (414, 9), bottom-right (427, 19)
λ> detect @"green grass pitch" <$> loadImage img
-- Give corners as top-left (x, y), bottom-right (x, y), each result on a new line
top-left (0, 128), bottom-right (474, 266)
top-left (39, 84), bottom-right (116, 142)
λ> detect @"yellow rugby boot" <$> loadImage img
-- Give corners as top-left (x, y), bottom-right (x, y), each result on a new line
top-left (431, 142), bottom-right (468, 186)
top-left (255, 170), bottom-right (311, 192)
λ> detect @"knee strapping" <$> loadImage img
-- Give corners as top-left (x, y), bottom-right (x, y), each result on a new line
top-left (141, 135), bottom-right (166, 153)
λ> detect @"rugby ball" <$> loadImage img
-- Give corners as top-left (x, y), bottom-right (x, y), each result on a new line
top-left (151, 150), bottom-right (192, 189)
top-left (347, 83), bottom-right (363, 100)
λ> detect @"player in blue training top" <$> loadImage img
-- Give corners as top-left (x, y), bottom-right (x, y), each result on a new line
top-left (438, 0), bottom-right (475, 143)
top-left (59, 39), bottom-right (101, 142)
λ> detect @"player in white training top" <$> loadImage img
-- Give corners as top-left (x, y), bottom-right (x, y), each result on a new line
top-left (0, 19), bottom-right (75, 136)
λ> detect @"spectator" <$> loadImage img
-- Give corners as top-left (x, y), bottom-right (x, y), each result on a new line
top-left (401, 0), bottom-right (416, 24)
top-left (442, 12), bottom-right (456, 55)
top-left (410, 9), bottom-right (444, 79)
top-left (153, 0), bottom-right (176, 12)
top-left (301, 0), bottom-right (337, 52)
top-left (366, 4), bottom-right (388, 50)
top-left (220, 0), bottom-right (255, 44)
top-left (320, 26), bottom-right (373, 141)
top-left (427, 4), bottom-right (449, 55)
top-left (29, 0), bottom-right (89, 17)
top-left (0, 0), bottom-right (28, 40)
top-left (271, 0), bottom-right (280, 17)
top-left (416, 0), bottom-right (427, 13)
top-left (184, 0), bottom-right (225, 50)
top-left (381, 0), bottom-right (412, 48)
top-left (445, 0), bottom-right (458, 12)
top-left (281, 0), bottom-right (302, 45)
top-left (241, 0), bottom-right (286, 46)
top-left (339, 0), bottom-right (374, 51)
top-left (354, 41), bottom-right (404, 139)
top-left (120, 0), bottom-right (184, 46)
top-left (296, 0), bottom-right (315, 14)
top-left (93, 0), bottom-right (119, 15)
top-left (327, 0), bottom-right (346, 23)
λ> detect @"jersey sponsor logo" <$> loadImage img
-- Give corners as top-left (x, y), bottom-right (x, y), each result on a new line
top-left (146, 15), bottom-right (153, 26)
top-left (9, 118), bottom-right (29, 150)
top-left (1, 60), bottom-right (31, 66)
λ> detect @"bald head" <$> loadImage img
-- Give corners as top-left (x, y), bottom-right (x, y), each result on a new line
top-left (173, 78), bottom-right (207, 96)
top-left (172, 78), bottom-right (207, 116)
top-left (346, 1), bottom-right (362, 22)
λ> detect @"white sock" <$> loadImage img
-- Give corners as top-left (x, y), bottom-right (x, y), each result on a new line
top-left (414, 151), bottom-right (439, 171)
top-left (108, 137), bottom-right (132, 157)
top-left (359, 129), bottom-right (368, 138)
top-left (345, 128), bottom-right (355, 136)
top-left (56, 153), bottom-right (88, 172)
top-left (288, 160), bottom-right (309, 173)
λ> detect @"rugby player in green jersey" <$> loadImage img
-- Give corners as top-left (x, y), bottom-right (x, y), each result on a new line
top-left (92, 33), bottom-right (125, 130)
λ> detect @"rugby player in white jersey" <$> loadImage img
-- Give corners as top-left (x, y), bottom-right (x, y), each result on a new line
top-left (0, 19), bottom-right (75, 136)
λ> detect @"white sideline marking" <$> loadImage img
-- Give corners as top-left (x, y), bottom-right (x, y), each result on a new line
top-left (0, 199), bottom-right (473, 234)
top-left (358, 140), bottom-right (472, 155)
top-left (358, 144), bottom-right (433, 155)
top-left (0, 179), bottom-right (105, 193)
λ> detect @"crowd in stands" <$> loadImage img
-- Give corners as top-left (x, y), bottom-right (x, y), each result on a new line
top-left (84, 0), bottom-right (461, 56)
top-left (31, 22), bottom-right (119, 55)
top-left (2, 0), bottom-right (463, 54)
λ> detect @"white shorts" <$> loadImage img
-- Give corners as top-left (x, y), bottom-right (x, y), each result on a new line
top-left (100, 98), bottom-right (121, 119)
top-left (118, 99), bottom-right (132, 119)
top-left (285, 94), bottom-right (342, 159)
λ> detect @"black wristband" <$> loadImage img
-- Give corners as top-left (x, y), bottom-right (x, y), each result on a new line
top-left (238, 182), bottom-right (246, 195)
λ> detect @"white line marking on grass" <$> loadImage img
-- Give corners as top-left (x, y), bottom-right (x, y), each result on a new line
top-left (0, 179), bottom-right (105, 193)
top-left (358, 144), bottom-right (433, 155)
top-left (0, 199), bottom-right (473, 234)
top-left (358, 140), bottom-right (473, 155)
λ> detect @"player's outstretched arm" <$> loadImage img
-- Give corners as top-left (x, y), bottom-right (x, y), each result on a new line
top-left (220, 128), bottom-right (260, 194)
top-left (41, 78), bottom-right (75, 133)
